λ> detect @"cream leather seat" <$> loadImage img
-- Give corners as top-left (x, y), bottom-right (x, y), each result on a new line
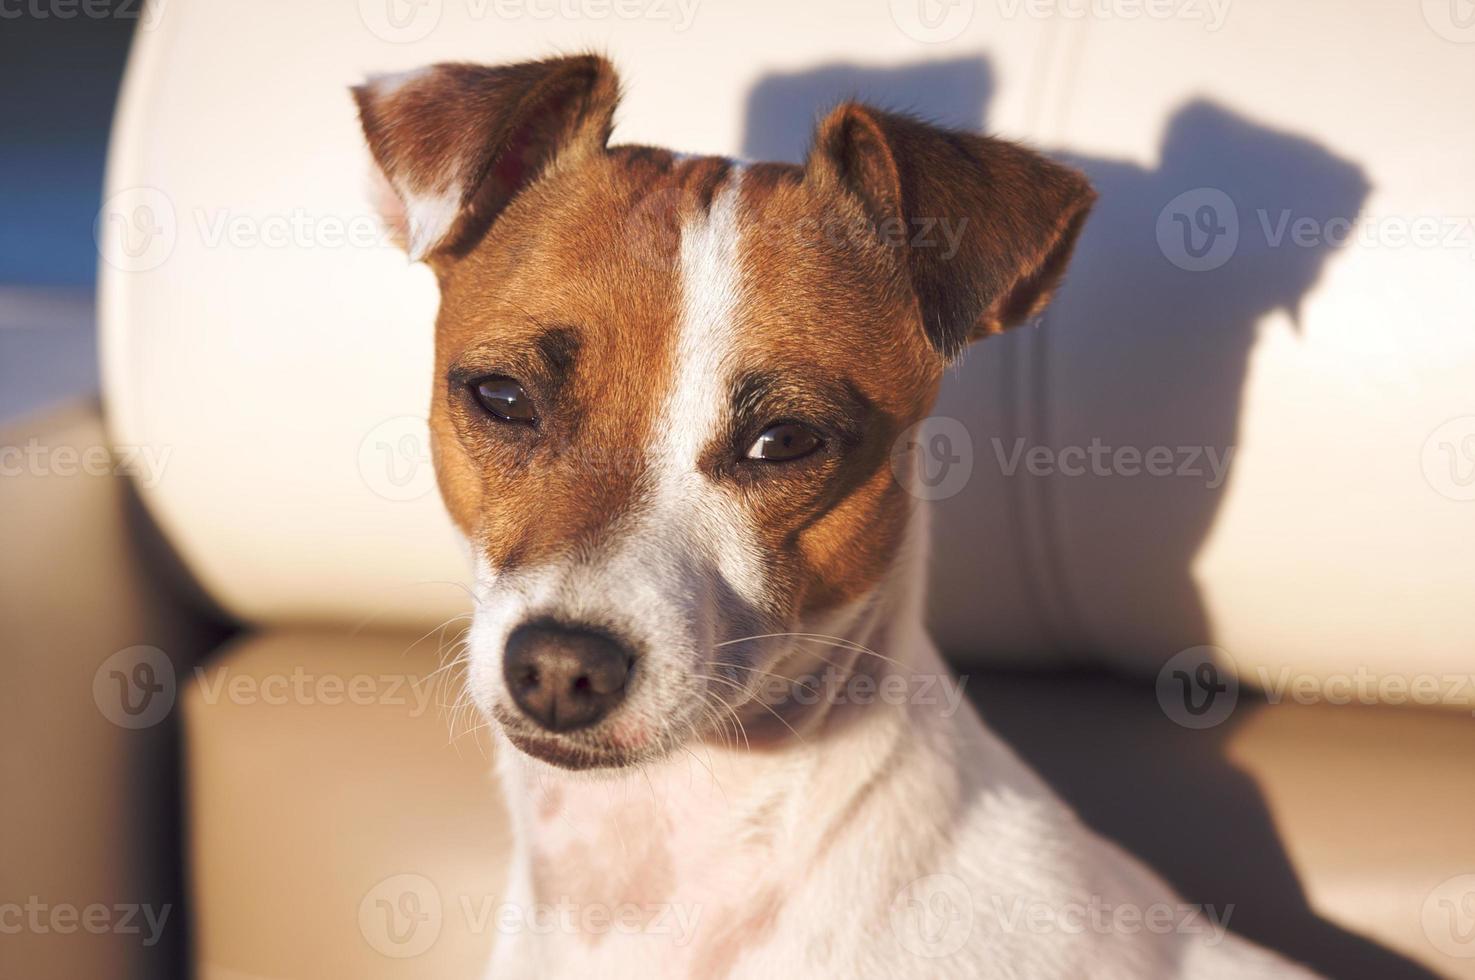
top-left (6, 0), bottom-right (1474, 976)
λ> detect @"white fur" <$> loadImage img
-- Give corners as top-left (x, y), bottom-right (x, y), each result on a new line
top-left (399, 185), bottom-right (461, 261)
top-left (465, 172), bottom-right (774, 748)
top-left (360, 71), bottom-right (465, 260)
top-left (363, 66), bottom-right (431, 99)
top-left (654, 167), bottom-right (770, 609)
top-left (482, 507), bottom-right (1318, 979)
top-left (469, 168), bottom-right (1320, 979)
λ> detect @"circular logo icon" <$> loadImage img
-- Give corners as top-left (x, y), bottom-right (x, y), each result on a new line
top-left (95, 186), bottom-right (177, 273)
top-left (1155, 646), bottom-right (1239, 730)
top-left (359, 873), bottom-right (443, 958)
top-left (890, 873), bottom-right (974, 958)
top-left (1423, 874), bottom-right (1475, 958)
top-left (358, 415), bottom-right (436, 502)
top-left (891, 416), bottom-right (974, 501)
top-left (1156, 188), bottom-right (1238, 272)
top-left (1421, 417), bottom-right (1475, 502)
top-left (358, 0), bottom-right (443, 43)
top-left (889, 0), bottom-right (976, 43)
top-left (93, 646), bottom-right (176, 729)
top-left (1423, 0), bottom-right (1475, 43)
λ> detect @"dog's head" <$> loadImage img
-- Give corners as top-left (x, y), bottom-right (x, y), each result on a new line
top-left (354, 55), bottom-right (1093, 770)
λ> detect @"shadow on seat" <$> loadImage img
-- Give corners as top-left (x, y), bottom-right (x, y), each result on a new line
top-left (741, 56), bottom-right (1429, 980)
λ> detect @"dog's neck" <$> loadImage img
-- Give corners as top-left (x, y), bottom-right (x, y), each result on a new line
top-left (494, 504), bottom-right (957, 936)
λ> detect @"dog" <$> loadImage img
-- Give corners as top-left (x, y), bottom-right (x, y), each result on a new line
top-left (353, 54), bottom-right (1317, 979)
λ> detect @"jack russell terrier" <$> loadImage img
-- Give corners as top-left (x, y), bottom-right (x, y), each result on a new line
top-left (353, 54), bottom-right (1316, 979)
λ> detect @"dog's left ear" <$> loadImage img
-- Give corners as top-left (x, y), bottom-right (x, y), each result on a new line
top-left (352, 55), bottom-right (620, 261)
top-left (806, 103), bottom-right (1096, 358)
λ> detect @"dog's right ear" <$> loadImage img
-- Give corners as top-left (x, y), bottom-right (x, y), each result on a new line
top-left (806, 103), bottom-right (1095, 359)
top-left (351, 55), bottom-right (620, 261)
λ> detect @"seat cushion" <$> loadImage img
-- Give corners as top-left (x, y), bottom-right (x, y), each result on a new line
top-left (106, 0), bottom-right (1475, 688)
top-left (1, 402), bottom-right (228, 980)
top-left (185, 632), bottom-right (1475, 979)
top-left (974, 672), bottom-right (1475, 979)
top-left (183, 629), bottom-right (506, 980)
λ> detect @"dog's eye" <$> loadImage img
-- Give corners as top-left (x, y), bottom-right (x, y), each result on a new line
top-left (746, 423), bottom-right (823, 462)
top-left (471, 376), bottom-right (537, 424)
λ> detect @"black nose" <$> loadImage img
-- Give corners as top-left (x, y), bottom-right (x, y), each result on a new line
top-left (503, 621), bottom-right (634, 732)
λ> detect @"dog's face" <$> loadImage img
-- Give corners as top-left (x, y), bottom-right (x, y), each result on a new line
top-left (355, 56), bottom-right (1093, 770)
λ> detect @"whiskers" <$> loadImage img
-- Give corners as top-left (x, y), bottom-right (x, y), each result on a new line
top-left (696, 629), bottom-right (910, 748)
top-left (694, 670), bottom-right (811, 747)
top-left (390, 610), bottom-right (489, 757)
top-left (346, 578), bottom-right (482, 639)
top-left (714, 631), bottom-right (908, 672)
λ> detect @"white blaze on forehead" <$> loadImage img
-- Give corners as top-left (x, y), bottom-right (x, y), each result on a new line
top-left (466, 166), bottom-right (769, 696)
top-left (651, 167), bottom-right (769, 608)
top-left (668, 171), bottom-right (744, 465)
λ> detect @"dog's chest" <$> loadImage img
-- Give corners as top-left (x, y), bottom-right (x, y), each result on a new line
top-left (510, 763), bottom-right (845, 976)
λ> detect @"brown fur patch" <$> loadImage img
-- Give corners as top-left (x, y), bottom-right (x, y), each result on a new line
top-left (718, 166), bottom-right (941, 616)
top-left (352, 56), bottom-right (619, 256)
top-left (354, 55), bottom-right (1095, 728)
top-left (428, 152), bottom-right (770, 571)
top-left (807, 102), bottom-right (1097, 355)
top-left (425, 147), bottom-right (937, 613)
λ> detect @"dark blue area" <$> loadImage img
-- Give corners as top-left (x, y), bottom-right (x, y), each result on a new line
top-left (0, 8), bottom-right (135, 286)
